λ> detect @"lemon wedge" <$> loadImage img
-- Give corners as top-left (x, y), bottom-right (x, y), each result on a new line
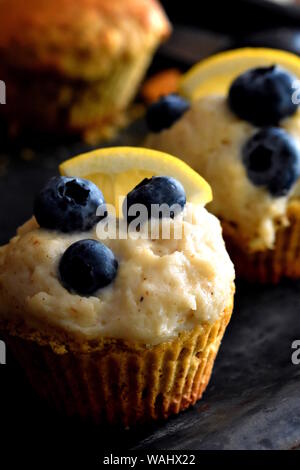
top-left (59, 147), bottom-right (212, 211)
top-left (179, 48), bottom-right (300, 100)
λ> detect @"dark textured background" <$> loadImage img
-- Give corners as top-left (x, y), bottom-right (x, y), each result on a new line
top-left (2, 0), bottom-right (300, 455)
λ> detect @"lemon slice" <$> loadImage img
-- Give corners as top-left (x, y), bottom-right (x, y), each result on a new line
top-left (179, 48), bottom-right (300, 100)
top-left (59, 147), bottom-right (212, 212)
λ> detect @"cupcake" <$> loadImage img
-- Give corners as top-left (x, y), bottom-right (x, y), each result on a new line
top-left (145, 49), bottom-right (300, 283)
top-left (0, 0), bottom-right (170, 141)
top-left (0, 147), bottom-right (235, 426)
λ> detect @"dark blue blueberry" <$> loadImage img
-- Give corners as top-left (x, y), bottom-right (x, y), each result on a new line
top-left (123, 176), bottom-right (186, 225)
top-left (34, 176), bottom-right (106, 232)
top-left (228, 65), bottom-right (298, 126)
top-left (59, 239), bottom-right (118, 296)
top-left (242, 127), bottom-right (300, 196)
top-left (146, 94), bottom-right (190, 133)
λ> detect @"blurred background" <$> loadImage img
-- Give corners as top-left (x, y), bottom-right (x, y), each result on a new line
top-left (3, 0), bottom-right (300, 143)
top-left (156, 0), bottom-right (300, 70)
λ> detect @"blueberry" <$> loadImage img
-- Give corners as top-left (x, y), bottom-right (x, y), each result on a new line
top-left (228, 65), bottom-right (298, 126)
top-left (34, 176), bottom-right (106, 232)
top-left (123, 176), bottom-right (186, 225)
top-left (242, 127), bottom-right (300, 196)
top-left (59, 239), bottom-right (118, 295)
top-left (146, 94), bottom-right (190, 133)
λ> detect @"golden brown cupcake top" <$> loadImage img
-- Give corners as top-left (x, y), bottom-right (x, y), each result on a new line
top-left (0, 0), bottom-right (171, 79)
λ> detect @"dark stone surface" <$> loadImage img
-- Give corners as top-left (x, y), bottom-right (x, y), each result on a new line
top-left (1, 125), bottom-right (300, 453)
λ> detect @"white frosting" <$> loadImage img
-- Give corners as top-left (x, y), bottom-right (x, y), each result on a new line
top-left (146, 95), bottom-right (300, 251)
top-left (0, 205), bottom-right (234, 345)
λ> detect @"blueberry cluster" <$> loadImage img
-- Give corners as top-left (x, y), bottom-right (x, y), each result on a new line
top-left (59, 239), bottom-right (118, 296)
top-left (228, 66), bottom-right (300, 196)
top-left (242, 127), bottom-right (300, 196)
top-left (123, 176), bottom-right (186, 225)
top-left (34, 176), bottom-right (118, 296)
top-left (146, 94), bottom-right (190, 133)
top-left (34, 175), bottom-right (186, 295)
top-left (34, 176), bottom-right (107, 233)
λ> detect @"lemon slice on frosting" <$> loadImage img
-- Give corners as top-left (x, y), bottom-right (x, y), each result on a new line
top-left (179, 48), bottom-right (300, 100)
top-left (60, 146), bottom-right (212, 210)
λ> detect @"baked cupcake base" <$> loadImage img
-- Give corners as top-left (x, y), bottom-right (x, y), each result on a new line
top-left (0, 49), bottom-right (154, 143)
top-left (222, 200), bottom-right (300, 283)
top-left (2, 298), bottom-right (233, 427)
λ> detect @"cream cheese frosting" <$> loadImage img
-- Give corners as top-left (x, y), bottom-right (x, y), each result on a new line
top-left (145, 95), bottom-right (300, 251)
top-left (0, 204), bottom-right (234, 346)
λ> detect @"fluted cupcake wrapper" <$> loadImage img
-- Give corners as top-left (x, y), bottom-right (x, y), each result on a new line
top-left (222, 200), bottom-right (300, 284)
top-left (3, 302), bottom-right (233, 427)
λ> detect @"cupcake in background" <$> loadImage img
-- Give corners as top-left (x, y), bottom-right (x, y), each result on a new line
top-left (0, 0), bottom-right (170, 142)
top-left (0, 147), bottom-right (235, 426)
top-left (145, 49), bottom-right (300, 283)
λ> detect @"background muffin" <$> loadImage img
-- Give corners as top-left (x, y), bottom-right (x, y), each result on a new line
top-left (0, 0), bottom-right (170, 141)
top-left (145, 49), bottom-right (300, 283)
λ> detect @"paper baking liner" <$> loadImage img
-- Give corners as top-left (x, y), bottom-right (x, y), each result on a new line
top-left (222, 200), bottom-right (300, 283)
top-left (3, 300), bottom-right (233, 427)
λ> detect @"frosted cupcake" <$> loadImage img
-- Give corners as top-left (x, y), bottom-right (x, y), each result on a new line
top-left (145, 49), bottom-right (300, 283)
top-left (0, 147), bottom-right (234, 426)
